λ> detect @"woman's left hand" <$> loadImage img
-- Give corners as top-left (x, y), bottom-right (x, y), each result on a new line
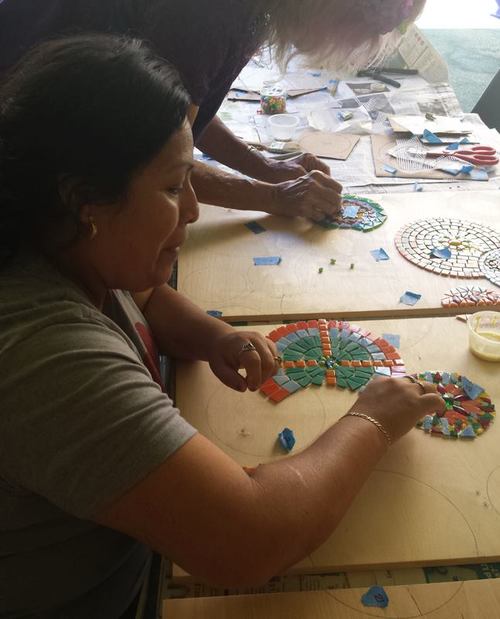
top-left (260, 152), bottom-right (331, 183)
top-left (208, 331), bottom-right (279, 392)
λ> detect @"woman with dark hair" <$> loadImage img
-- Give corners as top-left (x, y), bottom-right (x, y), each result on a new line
top-left (0, 0), bottom-right (425, 223)
top-left (0, 34), bottom-right (442, 619)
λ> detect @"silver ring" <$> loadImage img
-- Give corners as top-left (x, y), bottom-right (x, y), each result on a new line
top-left (239, 342), bottom-right (257, 355)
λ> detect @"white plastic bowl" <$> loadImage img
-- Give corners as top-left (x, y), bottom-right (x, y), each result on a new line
top-left (267, 114), bottom-right (300, 141)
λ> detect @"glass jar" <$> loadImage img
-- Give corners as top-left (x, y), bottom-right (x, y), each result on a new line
top-left (260, 83), bottom-right (287, 115)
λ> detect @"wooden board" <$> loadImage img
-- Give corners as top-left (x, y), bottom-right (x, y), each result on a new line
top-left (177, 191), bottom-right (500, 322)
top-left (163, 578), bottom-right (500, 619)
top-left (175, 317), bottom-right (500, 572)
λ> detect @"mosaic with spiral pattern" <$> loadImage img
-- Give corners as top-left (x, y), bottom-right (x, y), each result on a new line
top-left (479, 248), bottom-right (500, 288)
top-left (395, 218), bottom-right (500, 278)
top-left (260, 319), bottom-right (406, 403)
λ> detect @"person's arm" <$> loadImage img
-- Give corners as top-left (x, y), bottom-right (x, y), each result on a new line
top-left (192, 116), bottom-right (343, 220)
top-left (197, 116), bottom-right (332, 182)
top-left (192, 159), bottom-right (343, 220)
top-left (94, 377), bottom-right (444, 587)
top-left (132, 283), bottom-right (277, 392)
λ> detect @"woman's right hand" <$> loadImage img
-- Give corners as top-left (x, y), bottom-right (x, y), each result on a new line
top-left (268, 170), bottom-right (343, 221)
top-left (347, 376), bottom-right (445, 444)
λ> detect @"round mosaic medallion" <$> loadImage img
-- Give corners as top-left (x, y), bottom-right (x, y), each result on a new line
top-left (479, 248), bottom-right (500, 288)
top-left (260, 319), bottom-right (405, 403)
top-left (318, 194), bottom-right (387, 232)
top-left (395, 218), bottom-right (500, 278)
top-left (441, 286), bottom-right (500, 308)
top-left (416, 371), bottom-right (495, 439)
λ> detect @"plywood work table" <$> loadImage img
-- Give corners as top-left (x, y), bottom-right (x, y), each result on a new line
top-left (164, 578), bottom-right (500, 619)
top-left (175, 316), bottom-right (500, 573)
top-left (177, 191), bottom-right (499, 322)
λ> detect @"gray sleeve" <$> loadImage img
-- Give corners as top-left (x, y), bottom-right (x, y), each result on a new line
top-left (0, 318), bottom-right (197, 519)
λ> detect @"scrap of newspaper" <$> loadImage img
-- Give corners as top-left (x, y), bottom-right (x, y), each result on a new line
top-left (215, 34), bottom-right (500, 192)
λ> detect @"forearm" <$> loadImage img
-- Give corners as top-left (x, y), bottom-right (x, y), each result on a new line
top-left (196, 116), bottom-right (271, 179)
top-left (191, 160), bottom-right (277, 212)
top-left (242, 414), bottom-right (387, 578)
top-left (140, 283), bottom-right (233, 360)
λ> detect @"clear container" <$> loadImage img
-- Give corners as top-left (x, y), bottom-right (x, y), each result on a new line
top-left (267, 114), bottom-right (300, 141)
top-left (260, 83), bottom-right (287, 115)
top-left (468, 311), bottom-right (500, 362)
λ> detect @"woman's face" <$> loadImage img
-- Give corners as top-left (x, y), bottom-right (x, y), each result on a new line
top-left (83, 120), bottom-right (198, 292)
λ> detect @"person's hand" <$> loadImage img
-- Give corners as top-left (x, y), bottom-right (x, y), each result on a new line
top-left (347, 376), bottom-right (445, 444)
top-left (208, 331), bottom-right (279, 393)
top-left (260, 152), bottom-right (331, 183)
top-left (268, 170), bottom-right (343, 221)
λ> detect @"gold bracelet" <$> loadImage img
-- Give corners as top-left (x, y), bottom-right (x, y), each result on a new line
top-left (343, 411), bottom-right (392, 446)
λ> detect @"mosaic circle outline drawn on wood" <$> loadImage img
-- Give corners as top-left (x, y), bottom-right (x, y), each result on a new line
top-left (261, 319), bottom-right (406, 403)
top-left (318, 194), bottom-right (387, 232)
top-left (479, 248), bottom-right (500, 288)
top-left (395, 218), bottom-right (500, 278)
top-left (416, 371), bottom-right (495, 439)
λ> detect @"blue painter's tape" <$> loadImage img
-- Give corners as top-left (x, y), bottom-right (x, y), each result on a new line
top-left (431, 247), bottom-right (452, 260)
top-left (400, 291), bottom-right (422, 306)
top-left (253, 256), bottom-right (282, 266)
top-left (370, 248), bottom-right (390, 262)
top-left (422, 129), bottom-right (442, 144)
top-left (469, 168), bottom-right (489, 181)
top-left (207, 310), bottom-right (223, 318)
top-left (361, 586), bottom-right (389, 608)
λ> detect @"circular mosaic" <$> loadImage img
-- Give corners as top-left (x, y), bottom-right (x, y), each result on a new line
top-left (479, 248), bottom-right (500, 288)
top-left (416, 371), bottom-right (495, 439)
top-left (395, 218), bottom-right (500, 278)
top-left (318, 194), bottom-right (387, 232)
top-left (260, 319), bottom-right (405, 403)
top-left (441, 286), bottom-right (500, 308)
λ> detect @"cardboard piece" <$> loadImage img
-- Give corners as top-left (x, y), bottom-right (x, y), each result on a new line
top-left (299, 131), bottom-right (360, 160)
top-left (371, 134), bottom-right (492, 181)
top-left (388, 114), bottom-right (472, 136)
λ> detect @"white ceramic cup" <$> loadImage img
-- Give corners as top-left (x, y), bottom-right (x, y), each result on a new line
top-left (267, 114), bottom-right (300, 141)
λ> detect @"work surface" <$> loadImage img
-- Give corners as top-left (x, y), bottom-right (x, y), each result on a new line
top-left (175, 316), bottom-right (500, 572)
top-left (164, 578), bottom-right (500, 619)
top-left (177, 191), bottom-right (500, 322)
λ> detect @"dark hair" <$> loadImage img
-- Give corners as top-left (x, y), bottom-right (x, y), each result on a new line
top-left (0, 34), bottom-right (190, 264)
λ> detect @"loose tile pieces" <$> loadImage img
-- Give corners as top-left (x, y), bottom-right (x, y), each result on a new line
top-left (416, 371), bottom-right (495, 439)
top-left (318, 194), bottom-right (387, 233)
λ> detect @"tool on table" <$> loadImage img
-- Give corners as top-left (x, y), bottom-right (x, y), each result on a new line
top-left (362, 66), bottom-right (418, 89)
top-left (418, 146), bottom-right (499, 166)
top-left (246, 141), bottom-right (303, 161)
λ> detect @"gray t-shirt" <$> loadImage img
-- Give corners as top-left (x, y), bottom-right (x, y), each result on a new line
top-left (0, 252), bottom-right (197, 618)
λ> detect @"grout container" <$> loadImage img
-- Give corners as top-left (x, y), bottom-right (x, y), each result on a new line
top-left (468, 311), bottom-right (500, 362)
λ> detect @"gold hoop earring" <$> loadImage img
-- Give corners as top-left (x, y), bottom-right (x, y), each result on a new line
top-left (88, 217), bottom-right (97, 240)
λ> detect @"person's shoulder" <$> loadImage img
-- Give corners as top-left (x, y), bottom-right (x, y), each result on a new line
top-left (0, 253), bottom-right (127, 352)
